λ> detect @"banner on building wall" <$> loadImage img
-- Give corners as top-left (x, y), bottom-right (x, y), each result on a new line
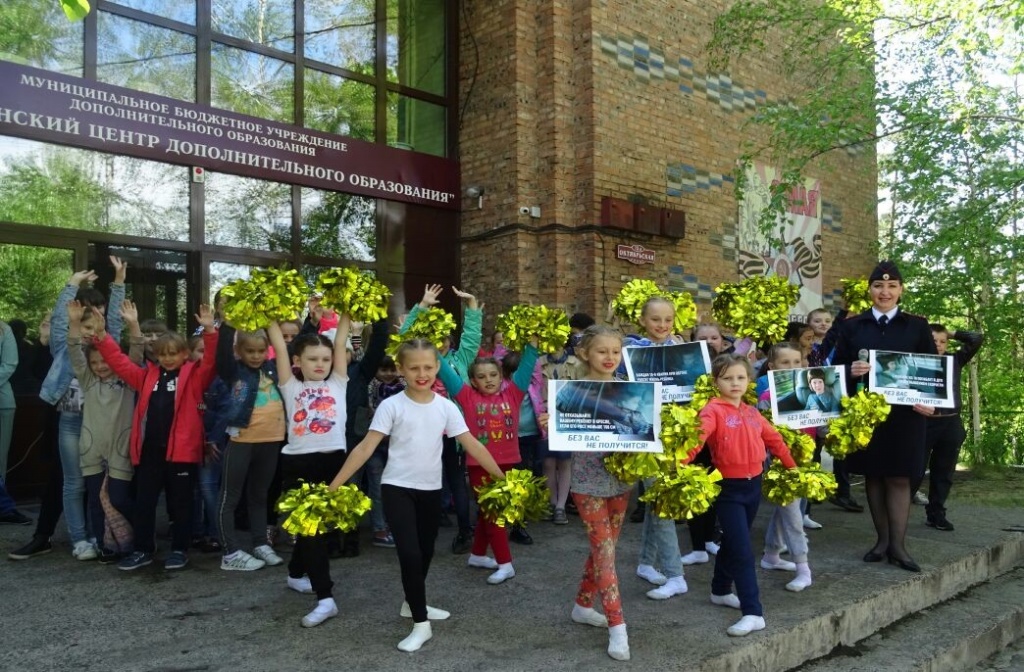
top-left (0, 61), bottom-right (459, 210)
top-left (737, 163), bottom-right (823, 321)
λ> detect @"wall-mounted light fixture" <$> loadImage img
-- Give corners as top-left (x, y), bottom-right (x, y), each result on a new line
top-left (466, 185), bottom-right (485, 209)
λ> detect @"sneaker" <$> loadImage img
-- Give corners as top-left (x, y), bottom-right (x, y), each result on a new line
top-left (468, 554), bottom-right (499, 569)
top-left (451, 530), bottom-right (473, 554)
top-left (287, 575), bottom-right (314, 594)
top-left (830, 495), bottom-right (864, 513)
top-left (8, 536), bottom-right (52, 560)
top-left (727, 614), bottom-right (766, 637)
top-left (118, 551), bottom-right (154, 571)
top-left (73, 540), bottom-right (98, 561)
top-left (541, 504), bottom-right (555, 522)
top-left (760, 557), bottom-right (797, 571)
top-left (222, 550), bottom-right (265, 571)
top-left (913, 491), bottom-right (930, 506)
top-left (372, 531), bottom-right (396, 548)
top-left (165, 550), bottom-right (189, 570)
top-left (571, 604), bottom-right (608, 628)
top-left (710, 593), bottom-right (741, 609)
top-left (802, 515), bottom-right (823, 530)
top-left (636, 564), bottom-right (667, 586)
top-left (253, 544), bottom-right (284, 566)
top-left (487, 564), bottom-right (516, 585)
top-left (509, 526), bottom-right (533, 545)
top-left (301, 598), bottom-right (339, 628)
top-left (98, 548), bottom-right (122, 564)
top-left (646, 576), bottom-right (688, 600)
top-left (553, 508), bottom-right (569, 525)
top-left (681, 550), bottom-right (710, 565)
top-left (705, 541), bottom-right (720, 555)
top-left (927, 514), bottom-right (955, 531)
top-left (0, 510), bottom-right (32, 525)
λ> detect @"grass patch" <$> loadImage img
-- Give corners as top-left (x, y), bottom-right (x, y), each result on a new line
top-left (947, 464), bottom-right (1024, 509)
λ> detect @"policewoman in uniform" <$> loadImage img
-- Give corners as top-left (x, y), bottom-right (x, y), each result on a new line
top-left (831, 261), bottom-right (937, 572)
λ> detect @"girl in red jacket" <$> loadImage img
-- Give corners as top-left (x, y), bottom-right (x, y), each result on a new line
top-left (95, 304), bottom-right (219, 572)
top-left (437, 340), bottom-right (539, 585)
top-left (684, 354), bottom-right (796, 637)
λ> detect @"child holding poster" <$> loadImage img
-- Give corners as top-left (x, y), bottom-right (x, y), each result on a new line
top-left (624, 298), bottom-right (688, 601)
top-left (683, 353), bottom-right (797, 637)
top-left (557, 325), bottom-right (633, 661)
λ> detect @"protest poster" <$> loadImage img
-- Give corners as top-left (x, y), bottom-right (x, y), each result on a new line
top-left (622, 341), bottom-right (712, 403)
top-left (868, 351), bottom-right (954, 408)
top-left (767, 365), bottom-right (846, 429)
top-left (548, 379), bottom-right (662, 452)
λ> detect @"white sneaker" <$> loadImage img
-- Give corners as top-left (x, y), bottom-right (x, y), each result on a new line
top-left (710, 593), bottom-right (741, 609)
top-left (467, 554), bottom-right (498, 569)
top-left (301, 598), bottom-right (338, 627)
top-left (913, 491), bottom-right (930, 505)
top-left (487, 563), bottom-right (516, 585)
top-left (73, 540), bottom-right (97, 561)
top-left (646, 576), bottom-right (688, 600)
top-left (400, 601), bottom-right (451, 620)
top-left (287, 576), bottom-right (314, 594)
top-left (760, 557), bottom-right (797, 571)
top-left (786, 573), bottom-right (813, 592)
top-left (802, 515), bottom-right (823, 530)
top-left (727, 614), bottom-right (766, 636)
top-left (705, 541), bottom-right (721, 555)
top-left (636, 564), bottom-right (667, 585)
top-left (571, 604), bottom-right (608, 628)
top-left (253, 544), bottom-right (284, 566)
top-left (608, 623), bottom-right (630, 661)
top-left (221, 550), bottom-right (266, 571)
top-left (681, 550), bottom-right (710, 565)
top-left (398, 622), bottom-right (432, 652)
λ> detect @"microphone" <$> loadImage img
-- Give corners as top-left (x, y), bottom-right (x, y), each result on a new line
top-left (857, 349), bottom-right (869, 392)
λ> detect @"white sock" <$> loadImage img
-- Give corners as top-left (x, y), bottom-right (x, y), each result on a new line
top-left (646, 575), bottom-right (688, 600)
top-left (710, 592), bottom-right (741, 609)
top-left (705, 541), bottom-right (721, 555)
top-left (727, 614), bottom-right (766, 637)
top-left (300, 597), bottom-right (338, 628)
top-left (400, 601), bottom-right (451, 620)
top-left (487, 562), bottom-right (516, 585)
top-left (397, 622), bottom-right (433, 652)
top-left (467, 554), bottom-right (498, 569)
top-left (607, 623), bottom-right (630, 661)
top-left (287, 576), bottom-right (313, 594)
top-left (571, 603), bottom-right (608, 628)
top-left (681, 550), bottom-right (710, 565)
top-left (636, 564), bottom-right (667, 585)
top-left (786, 562), bottom-right (813, 592)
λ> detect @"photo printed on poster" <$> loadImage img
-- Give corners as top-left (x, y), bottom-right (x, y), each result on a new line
top-left (767, 365), bottom-right (847, 429)
top-left (868, 350), bottom-right (954, 408)
top-left (622, 341), bottom-right (712, 403)
top-left (548, 379), bottom-right (663, 452)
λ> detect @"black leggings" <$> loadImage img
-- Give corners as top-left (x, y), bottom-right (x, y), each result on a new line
top-left (282, 451), bottom-right (346, 600)
top-left (383, 484), bottom-right (442, 622)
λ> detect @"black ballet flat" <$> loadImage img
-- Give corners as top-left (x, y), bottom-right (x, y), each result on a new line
top-left (863, 550), bottom-right (886, 563)
top-left (886, 552), bottom-right (921, 572)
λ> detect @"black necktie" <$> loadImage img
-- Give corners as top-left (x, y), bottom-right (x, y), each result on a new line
top-left (878, 315), bottom-right (889, 327)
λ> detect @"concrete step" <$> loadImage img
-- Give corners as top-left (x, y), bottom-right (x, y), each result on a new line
top-left (675, 533), bottom-right (1024, 672)
top-left (795, 567), bottom-right (1024, 672)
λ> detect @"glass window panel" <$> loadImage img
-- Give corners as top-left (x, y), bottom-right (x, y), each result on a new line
top-left (0, 243), bottom-right (74, 336)
top-left (212, 0), bottom-right (294, 52)
top-left (304, 0), bottom-right (375, 76)
top-left (301, 188), bottom-right (375, 262)
top-left (0, 135), bottom-right (190, 240)
top-left (204, 171), bottom-right (292, 251)
top-left (209, 260), bottom-right (268, 302)
top-left (0, 1), bottom-right (84, 76)
top-left (304, 68), bottom-right (375, 141)
top-left (97, 13), bottom-right (196, 102)
top-left (386, 0), bottom-right (445, 96)
top-left (386, 93), bottom-right (446, 157)
top-left (112, 0), bottom-right (196, 24)
top-left (211, 43), bottom-right (294, 122)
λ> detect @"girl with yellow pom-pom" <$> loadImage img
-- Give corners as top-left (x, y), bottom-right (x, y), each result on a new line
top-left (328, 339), bottom-right (504, 653)
top-left (756, 342), bottom-right (817, 592)
top-left (682, 354), bottom-right (797, 637)
top-left (623, 297), bottom-right (689, 601)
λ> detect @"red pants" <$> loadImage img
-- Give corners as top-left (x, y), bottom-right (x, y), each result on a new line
top-left (468, 466), bottom-right (513, 564)
top-left (574, 491), bottom-right (629, 627)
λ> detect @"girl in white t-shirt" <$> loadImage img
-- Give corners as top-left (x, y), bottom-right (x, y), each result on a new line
top-left (267, 316), bottom-right (350, 629)
top-left (330, 338), bottom-right (504, 653)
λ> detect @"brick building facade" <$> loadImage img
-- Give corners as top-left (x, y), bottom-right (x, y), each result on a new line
top-left (457, 0), bottom-right (877, 329)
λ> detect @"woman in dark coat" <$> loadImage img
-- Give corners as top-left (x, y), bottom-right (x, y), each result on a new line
top-left (831, 261), bottom-right (937, 571)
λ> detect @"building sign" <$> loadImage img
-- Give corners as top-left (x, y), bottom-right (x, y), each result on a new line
top-left (616, 244), bottom-right (656, 265)
top-left (0, 61), bottom-right (459, 210)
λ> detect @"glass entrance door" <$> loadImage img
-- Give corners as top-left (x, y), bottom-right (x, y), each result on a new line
top-left (88, 243), bottom-right (194, 334)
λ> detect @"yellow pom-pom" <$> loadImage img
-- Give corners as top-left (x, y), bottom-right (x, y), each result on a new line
top-left (276, 482), bottom-right (371, 536)
top-left (841, 277), bottom-right (873, 314)
top-left (387, 307), bottom-right (457, 356)
top-left (611, 279), bottom-right (698, 335)
top-left (603, 452), bottom-right (668, 485)
top-left (641, 465), bottom-right (723, 520)
top-left (774, 425), bottom-right (816, 466)
top-left (496, 304), bottom-right (571, 355)
top-left (825, 390), bottom-right (891, 459)
top-left (475, 469), bottom-right (552, 527)
top-left (712, 276), bottom-right (800, 345)
top-left (221, 267), bottom-right (309, 331)
top-left (762, 460), bottom-right (837, 506)
top-left (315, 267), bottom-right (392, 323)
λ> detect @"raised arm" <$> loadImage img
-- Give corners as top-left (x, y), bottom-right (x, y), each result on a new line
top-left (954, 330), bottom-right (984, 366)
top-left (119, 300), bottom-right (145, 365)
top-left (331, 313), bottom-right (351, 378)
top-left (94, 332), bottom-right (147, 391)
top-left (105, 256), bottom-right (127, 342)
top-left (356, 319), bottom-right (390, 382)
top-left (267, 321), bottom-right (294, 385)
top-left (435, 356), bottom-right (465, 397)
top-left (449, 287), bottom-right (482, 375)
top-left (511, 342), bottom-right (540, 392)
top-left (192, 304), bottom-right (219, 390)
top-left (49, 270), bottom-right (97, 357)
top-left (398, 284), bottom-right (443, 335)
top-left (65, 300), bottom-right (90, 381)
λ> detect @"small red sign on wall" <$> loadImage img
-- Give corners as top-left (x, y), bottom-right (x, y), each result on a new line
top-left (616, 244), bottom-right (656, 265)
